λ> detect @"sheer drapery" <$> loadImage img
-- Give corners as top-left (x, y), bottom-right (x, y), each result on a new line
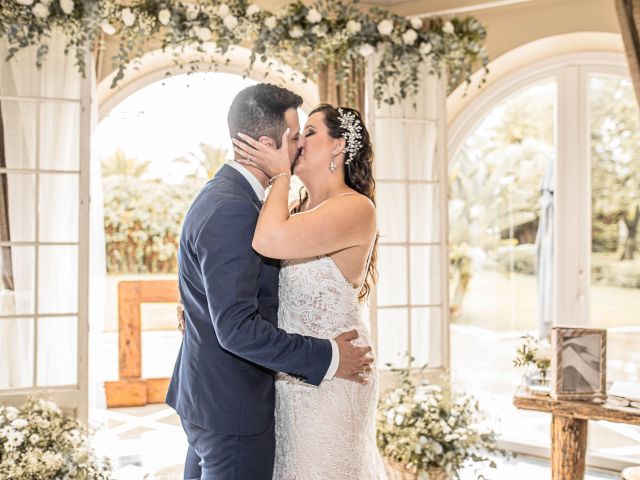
top-left (0, 30), bottom-right (104, 390)
top-left (616, 0), bottom-right (640, 105)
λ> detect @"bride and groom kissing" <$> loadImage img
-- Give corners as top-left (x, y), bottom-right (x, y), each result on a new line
top-left (167, 83), bottom-right (386, 479)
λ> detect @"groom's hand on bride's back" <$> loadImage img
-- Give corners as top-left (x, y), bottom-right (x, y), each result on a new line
top-left (334, 329), bottom-right (374, 385)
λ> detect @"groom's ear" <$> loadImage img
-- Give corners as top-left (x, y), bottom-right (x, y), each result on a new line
top-left (258, 136), bottom-right (276, 149)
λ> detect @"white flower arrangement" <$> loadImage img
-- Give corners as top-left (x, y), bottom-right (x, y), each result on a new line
top-left (0, 0), bottom-right (489, 107)
top-left (158, 8), bottom-right (171, 26)
top-left (60, 0), bottom-right (73, 15)
top-left (246, 4), bottom-right (260, 17)
top-left (402, 29), bottom-right (418, 45)
top-left (0, 397), bottom-right (112, 479)
top-left (377, 19), bottom-right (394, 36)
top-left (377, 360), bottom-right (502, 478)
top-left (306, 8), bottom-right (322, 24)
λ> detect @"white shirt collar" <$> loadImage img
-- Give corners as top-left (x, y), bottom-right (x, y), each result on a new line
top-left (227, 159), bottom-right (266, 202)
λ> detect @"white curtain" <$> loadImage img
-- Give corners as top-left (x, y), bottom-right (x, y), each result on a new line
top-left (0, 30), bottom-right (104, 389)
top-left (371, 66), bottom-right (446, 370)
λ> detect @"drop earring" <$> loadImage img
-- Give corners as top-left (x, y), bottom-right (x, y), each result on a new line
top-left (329, 151), bottom-right (337, 173)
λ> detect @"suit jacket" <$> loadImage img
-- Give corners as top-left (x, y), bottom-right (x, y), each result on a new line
top-left (167, 164), bottom-right (332, 436)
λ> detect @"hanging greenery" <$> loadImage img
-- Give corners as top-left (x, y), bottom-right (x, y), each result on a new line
top-left (0, 0), bottom-right (489, 105)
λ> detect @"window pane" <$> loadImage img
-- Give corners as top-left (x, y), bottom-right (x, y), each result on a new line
top-left (449, 80), bottom-right (556, 449)
top-left (377, 308), bottom-right (408, 369)
top-left (40, 102), bottom-right (80, 171)
top-left (410, 246), bottom-right (441, 305)
top-left (409, 183), bottom-right (439, 243)
top-left (39, 173), bottom-right (79, 243)
top-left (2, 173), bottom-right (36, 242)
top-left (411, 307), bottom-right (441, 368)
top-left (377, 246), bottom-right (407, 306)
top-left (377, 183), bottom-right (406, 243)
top-left (37, 316), bottom-right (77, 386)
top-left (407, 123), bottom-right (438, 181)
top-left (38, 245), bottom-right (78, 314)
top-left (1, 246), bottom-right (35, 315)
top-left (1, 100), bottom-right (37, 170)
top-left (589, 74), bottom-right (640, 463)
top-left (0, 317), bottom-right (34, 388)
top-left (374, 121), bottom-right (406, 180)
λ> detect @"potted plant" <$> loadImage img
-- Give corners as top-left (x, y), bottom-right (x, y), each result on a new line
top-left (377, 362), bottom-right (502, 479)
top-left (0, 398), bottom-right (112, 479)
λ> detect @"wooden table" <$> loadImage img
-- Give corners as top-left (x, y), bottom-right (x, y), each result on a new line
top-left (513, 386), bottom-right (640, 480)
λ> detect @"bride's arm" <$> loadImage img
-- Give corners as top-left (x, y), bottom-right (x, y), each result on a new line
top-left (233, 132), bottom-right (375, 260)
top-left (255, 175), bottom-right (374, 260)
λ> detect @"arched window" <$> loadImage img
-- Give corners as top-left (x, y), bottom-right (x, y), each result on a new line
top-left (449, 51), bottom-right (640, 468)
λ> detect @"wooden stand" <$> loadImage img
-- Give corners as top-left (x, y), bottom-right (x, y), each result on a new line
top-left (514, 386), bottom-right (640, 479)
top-left (105, 280), bottom-right (179, 408)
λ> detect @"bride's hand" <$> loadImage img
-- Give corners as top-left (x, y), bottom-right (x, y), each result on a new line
top-left (232, 128), bottom-right (291, 178)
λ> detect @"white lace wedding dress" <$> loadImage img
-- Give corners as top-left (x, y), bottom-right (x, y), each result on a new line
top-left (273, 255), bottom-right (387, 480)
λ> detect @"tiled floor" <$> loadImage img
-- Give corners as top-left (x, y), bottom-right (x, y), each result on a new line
top-left (90, 403), bottom-right (623, 480)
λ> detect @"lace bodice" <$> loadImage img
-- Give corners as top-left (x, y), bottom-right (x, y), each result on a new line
top-left (277, 255), bottom-right (365, 338)
top-left (273, 255), bottom-right (386, 480)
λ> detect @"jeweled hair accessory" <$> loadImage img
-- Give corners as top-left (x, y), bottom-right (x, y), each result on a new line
top-left (338, 108), bottom-right (363, 166)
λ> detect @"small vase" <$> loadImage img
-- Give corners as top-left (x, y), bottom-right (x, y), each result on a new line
top-left (523, 364), bottom-right (550, 394)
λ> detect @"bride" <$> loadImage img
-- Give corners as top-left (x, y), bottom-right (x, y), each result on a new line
top-left (233, 103), bottom-right (386, 479)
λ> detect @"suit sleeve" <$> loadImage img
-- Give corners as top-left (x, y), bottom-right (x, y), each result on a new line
top-left (196, 199), bottom-right (332, 386)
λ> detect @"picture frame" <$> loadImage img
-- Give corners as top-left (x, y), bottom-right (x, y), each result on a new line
top-left (551, 326), bottom-right (607, 401)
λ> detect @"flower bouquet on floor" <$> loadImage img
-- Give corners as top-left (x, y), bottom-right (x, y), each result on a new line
top-left (0, 397), bottom-right (112, 479)
top-left (377, 359), bottom-right (502, 480)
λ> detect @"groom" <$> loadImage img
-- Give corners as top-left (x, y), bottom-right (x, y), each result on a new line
top-left (167, 83), bottom-right (373, 480)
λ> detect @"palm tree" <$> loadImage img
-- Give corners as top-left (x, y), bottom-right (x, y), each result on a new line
top-left (174, 143), bottom-right (228, 180)
top-left (101, 147), bottom-right (151, 178)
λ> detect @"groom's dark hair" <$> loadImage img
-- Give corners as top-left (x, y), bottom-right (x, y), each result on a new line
top-left (227, 83), bottom-right (303, 148)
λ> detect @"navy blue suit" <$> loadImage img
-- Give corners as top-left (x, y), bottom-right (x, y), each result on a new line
top-left (167, 164), bottom-right (332, 479)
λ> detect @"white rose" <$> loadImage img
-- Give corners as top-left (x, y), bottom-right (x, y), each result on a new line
top-left (5, 406), bottom-right (18, 421)
top-left (419, 42), bottom-right (432, 55)
top-left (223, 15), bottom-right (237, 30)
top-left (306, 8), bottom-right (321, 24)
top-left (402, 29), bottom-right (417, 45)
top-left (443, 21), bottom-right (455, 34)
top-left (194, 26), bottom-right (211, 42)
top-left (265, 16), bottom-right (276, 30)
top-left (346, 20), bottom-right (361, 34)
top-left (246, 4), bottom-right (260, 16)
top-left (158, 9), bottom-right (171, 26)
top-left (377, 19), bottom-right (393, 36)
top-left (15, 0), bottom-right (35, 5)
top-left (186, 4), bottom-right (199, 20)
top-left (217, 3), bottom-right (230, 18)
top-left (60, 0), bottom-right (73, 14)
top-left (32, 3), bottom-right (50, 18)
top-left (289, 26), bottom-right (303, 38)
top-left (121, 7), bottom-right (136, 27)
top-left (11, 418), bottom-right (28, 429)
top-left (410, 18), bottom-right (423, 30)
top-left (312, 25), bottom-right (326, 37)
top-left (100, 20), bottom-right (116, 35)
top-left (358, 43), bottom-right (375, 57)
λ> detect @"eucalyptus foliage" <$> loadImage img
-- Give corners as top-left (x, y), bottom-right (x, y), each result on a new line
top-left (1, 0), bottom-right (489, 105)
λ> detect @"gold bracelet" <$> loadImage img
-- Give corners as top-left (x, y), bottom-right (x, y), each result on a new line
top-left (268, 172), bottom-right (291, 186)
